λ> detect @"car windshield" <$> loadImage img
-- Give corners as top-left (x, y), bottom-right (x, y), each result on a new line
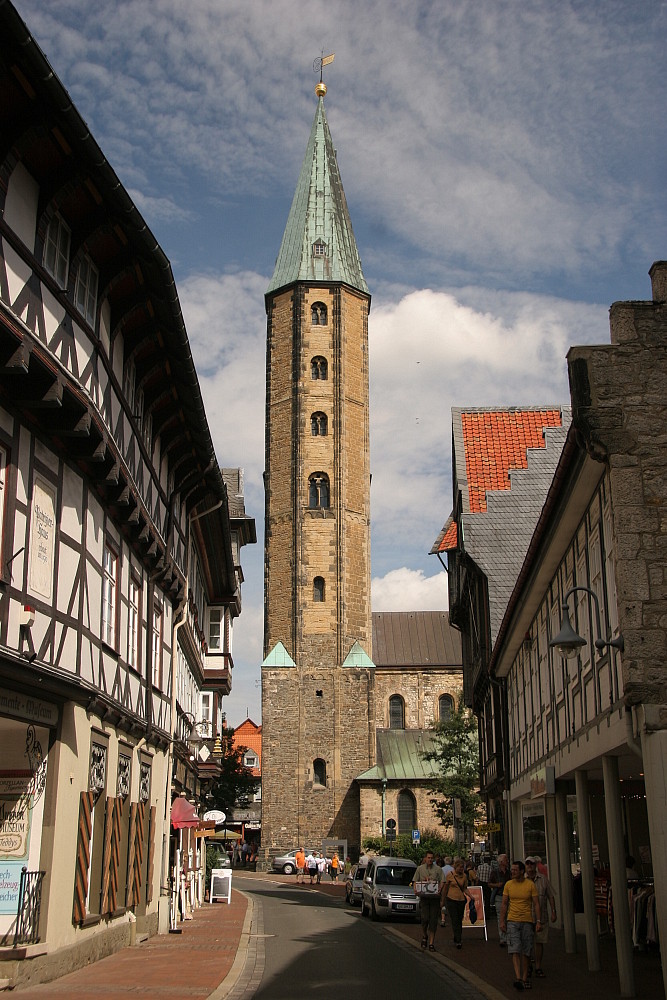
top-left (376, 866), bottom-right (415, 886)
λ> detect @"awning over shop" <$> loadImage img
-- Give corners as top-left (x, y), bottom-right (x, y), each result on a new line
top-left (171, 797), bottom-right (200, 829)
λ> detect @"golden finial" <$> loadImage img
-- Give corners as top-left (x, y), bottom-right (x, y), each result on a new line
top-left (313, 52), bottom-right (334, 98)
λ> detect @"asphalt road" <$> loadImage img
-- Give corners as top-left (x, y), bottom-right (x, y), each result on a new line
top-left (228, 875), bottom-right (487, 1000)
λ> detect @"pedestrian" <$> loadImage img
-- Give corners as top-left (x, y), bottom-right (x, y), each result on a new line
top-left (441, 855), bottom-right (454, 926)
top-left (476, 854), bottom-right (493, 912)
top-left (489, 853), bottom-right (511, 946)
top-left (330, 851), bottom-right (340, 881)
top-left (306, 851), bottom-right (318, 885)
top-left (524, 857), bottom-right (556, 977)
top-left (442, 857), bottom-right (472, 949)
top-left (499, 860), bottom-right (541, 991)
top-left (413, 849), bottom-right (444, 952)
top-left (344, 856), bottom-right (352, 876)
top-left (316, 853), bottom-right (327, 883)
top-left (295, 846), bottom-right (306, 884)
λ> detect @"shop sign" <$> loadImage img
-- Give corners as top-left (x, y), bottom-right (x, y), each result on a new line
top-left (530, 766), bottom-right (555, 798)
top-left (0, 688), bottom-right (58, 728)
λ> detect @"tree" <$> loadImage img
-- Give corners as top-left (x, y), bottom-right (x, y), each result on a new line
top-left (422, 693), bottom-right (481, 843)
top-left (207, 726), bottom-right (260, 814)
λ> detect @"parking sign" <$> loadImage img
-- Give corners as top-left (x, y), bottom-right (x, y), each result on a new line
top-left (412, 829), bottom-right (420, 844)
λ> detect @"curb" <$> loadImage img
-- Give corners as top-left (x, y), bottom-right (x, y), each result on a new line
top-left (386, 925), bottom-right (509, 1000)
top-left (207, 890), bottom-right (255, 1000)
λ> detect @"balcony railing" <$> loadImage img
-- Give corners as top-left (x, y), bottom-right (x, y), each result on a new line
top-left (13, 867), bottom-right (45, 946)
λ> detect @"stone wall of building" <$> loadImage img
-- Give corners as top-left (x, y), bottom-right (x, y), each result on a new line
top-left (373, 669), bottom-right (462, 729)
top-left (568, 261), bottom-right (667, 717)
top-left (359, 784), bottom-right (447, 845)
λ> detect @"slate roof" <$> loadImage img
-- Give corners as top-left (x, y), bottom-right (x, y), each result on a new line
top-left (266, 96), bottom-right (368, 296)
top-left (356, 729), bottom-right (440, 783)
top-left (372, 612), bottom-right (461, 668)
top-left (432, 406), bottom-right (571, 644)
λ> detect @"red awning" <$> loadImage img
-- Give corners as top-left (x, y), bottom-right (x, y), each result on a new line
top-left (171, 798), bottom-right (200, 829)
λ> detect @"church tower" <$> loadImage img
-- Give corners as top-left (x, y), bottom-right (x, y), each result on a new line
top-left (261, 77), bottom-right (374, 857)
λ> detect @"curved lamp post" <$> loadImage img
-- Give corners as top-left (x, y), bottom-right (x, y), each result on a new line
top-left (549, 585), bottom-right (624, 659)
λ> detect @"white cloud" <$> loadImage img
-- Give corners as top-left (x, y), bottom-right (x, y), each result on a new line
top-left (372, 568), bottom-right (447, 612)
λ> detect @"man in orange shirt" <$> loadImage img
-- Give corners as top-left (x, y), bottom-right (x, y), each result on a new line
top-left (295, 847), bottom-right (306, 884)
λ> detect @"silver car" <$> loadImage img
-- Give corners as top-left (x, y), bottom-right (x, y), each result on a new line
top-left (360, 857), bottom-right (420, 921)
top-left (271, 849), bottom-right (316, 875)
top-left (345, 864), bottom-right (367, 905)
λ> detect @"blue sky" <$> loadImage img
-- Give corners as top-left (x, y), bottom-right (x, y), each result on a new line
top-left (15, 0), bottom-right (666, 725)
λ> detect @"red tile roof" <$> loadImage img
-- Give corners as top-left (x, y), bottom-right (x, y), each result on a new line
top-left (462, 409), bottom-right (562, 513)
top-left (232, 718), bottom-right (262, 775)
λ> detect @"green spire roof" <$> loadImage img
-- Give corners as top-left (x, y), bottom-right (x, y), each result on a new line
top-left (267, 96), bottom-right (368, 295)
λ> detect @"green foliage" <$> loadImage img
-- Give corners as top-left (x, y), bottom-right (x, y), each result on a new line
top-left (207, 726), bottom-right (260, 814)
top-left (362, 828), bottom-right (458, 864)
top-left (422, 692), bottom-right (481, 834)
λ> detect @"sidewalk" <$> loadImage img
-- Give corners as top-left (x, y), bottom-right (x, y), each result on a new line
top-left (11, 889), bottom-right (249, 999)
top-left (8, 873), bottom-right (664, 999)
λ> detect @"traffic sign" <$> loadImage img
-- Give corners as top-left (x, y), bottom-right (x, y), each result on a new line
top-left (412, 829), bottom-right (420, 844)
top-left (386, 818), bottom-right (396, 829)
top-left (385, 829), bottom-right (396, 842)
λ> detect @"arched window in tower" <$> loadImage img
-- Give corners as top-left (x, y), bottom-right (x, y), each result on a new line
top-left (311, 302), bottom-right (328, 326)
top-left (397, 789), bottom-right (416, 835)
top-left (311, 356), bottom-right (328, 380)
top-left (439, 694), bottom-right (455, 723)
top-left (311, 412), bottom-right (328, 436)
top-left (389, 694), bottom-right (405, 730)
top-left (313, 758), bottom-right (327, 787)
top-left (313, 576), bottom-right (325, 602)
top-left (308, 473), bottom-right (330, 509)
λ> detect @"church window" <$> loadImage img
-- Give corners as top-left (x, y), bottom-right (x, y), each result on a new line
top-left (439, 694), bottom-right (454, 722)
top-left (311, 356), bottom-right (328, 380)
top-left (311, 302), bottom-right (328, 325)
top-left (312, 239), bottom-right (327, 258)
top-left (311, 412), bottom-right (328, 436)
top-left (397, 790), bottom-right (416, 834)
top-left (313, 758), bottom-right (327, 786)
top-left (43, 212), bottom-right (71, 288)
top-left (389, 695), bottom-right (405, 730)
top-left (313, 576), bottom-right (325, 602)
top-left (308, 473), bottom-right (330, 509)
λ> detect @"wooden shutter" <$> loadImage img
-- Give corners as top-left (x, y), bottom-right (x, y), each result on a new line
top-left (126, 802), bottom-right (137, 908)
top-left (146, 805), bottom-right (156, 904)
top-left (72, 790), bottom-right (94, 924)
top-left (132, 801), bottom-right (146, 904)
top-left (100, 796), bottom-right (115, 914)
top-left (109, 796), bottom-right (123, 911)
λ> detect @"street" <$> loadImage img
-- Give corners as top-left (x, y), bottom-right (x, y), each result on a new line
top-left (226, 874), bottom-right (487, 1000)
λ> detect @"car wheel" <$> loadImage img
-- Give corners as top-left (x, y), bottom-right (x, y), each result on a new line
top-left (283, 863), bottom-right (295, 875)
top-left (370, 899), bottom-right (378, 921)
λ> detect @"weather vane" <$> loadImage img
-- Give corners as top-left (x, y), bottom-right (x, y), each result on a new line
top-left (313, 51), bottom-right (334, 97)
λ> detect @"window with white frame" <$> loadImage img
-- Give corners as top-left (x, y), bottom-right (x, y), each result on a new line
top-left (208, 608), bottom-right (222, 650)
top-left (102, 544), bottom-right (118, 648)
top-left (0, 445), bottom-right (7, 563)
top-left (200, 691), bottom-right (212, 737)
top-left (74, 254), bottom-right (99, 326)
top-left (43, 213), bottom-right (70, 287)
top-left (244, 751), bottom-right (258, 769)
top-left (127, 577), bottom-right (140, 670)
top-left (151, 603), bottom-right (162, 687)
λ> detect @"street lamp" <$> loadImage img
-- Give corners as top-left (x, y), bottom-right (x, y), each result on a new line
top-left (549, 586), bottom-right (624, 659)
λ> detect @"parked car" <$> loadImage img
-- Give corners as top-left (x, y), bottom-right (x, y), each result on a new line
top-left (345, 864), bottom-right (367, 906)
top-left (271, 849), bottom-right (316, 875)
top-left (360, 857), bottom-right (419, 921)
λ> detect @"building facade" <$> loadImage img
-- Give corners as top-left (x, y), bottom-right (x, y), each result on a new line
top-left (489, 263), bottom-right (666, 997)
top-left (0, 4), bottom-right (253, 985)
top-left (261, 80), bottom-right (374, 858)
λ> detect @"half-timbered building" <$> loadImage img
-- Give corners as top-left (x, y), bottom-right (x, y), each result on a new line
top-left (0, 3), bottom-right (254, 985)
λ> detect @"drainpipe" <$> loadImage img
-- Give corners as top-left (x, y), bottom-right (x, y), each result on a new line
top-left (488, 674), bottom-right (512, 853)
top-left (381, 777), bottom-right (387, 837)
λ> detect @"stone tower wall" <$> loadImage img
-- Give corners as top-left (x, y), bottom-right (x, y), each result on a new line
top-left (263, 283), bottom-right (373, 856)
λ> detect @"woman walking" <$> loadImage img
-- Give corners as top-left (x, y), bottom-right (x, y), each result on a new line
top-left (442, 857), bottom-right (473, 949)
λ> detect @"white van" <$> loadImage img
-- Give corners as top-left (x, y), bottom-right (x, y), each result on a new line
top-left (360, 856), bottom-right (420, 921)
